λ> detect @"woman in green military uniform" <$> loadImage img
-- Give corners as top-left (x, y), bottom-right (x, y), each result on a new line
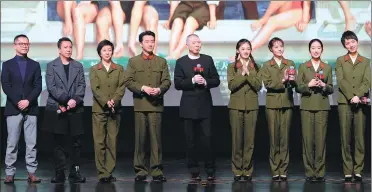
top-left (259, 37), bottom-right (296, 181)
top-left (335, 31), bottom-right (371, 182)
top-left (227, 39), bottom-right (261, 182)
top-left (89, 40), bottom-right (126, 183)
top-left (295, 39), bottom-right (333, 182)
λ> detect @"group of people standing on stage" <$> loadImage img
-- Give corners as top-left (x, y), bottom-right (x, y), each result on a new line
top-left (226, 30), bottom-right (370, 183)
top-left (1, 29), bottom-right (370, 184)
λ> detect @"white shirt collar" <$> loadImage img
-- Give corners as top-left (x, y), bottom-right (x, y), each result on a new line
top-left (274, 57), bottom-right (282, 67)
top-left (240, 58), bottom-right (250, 67)
top-left (349, 53), bottom-right (358, 64)
top-left (312, 62), bottom-right (320, 71)
top-left (188, 53), bottom-right (200, 60)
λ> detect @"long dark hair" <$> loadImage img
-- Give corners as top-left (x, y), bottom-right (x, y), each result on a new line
top-left (308, 38), bottom-right (323, 52)
top-left (234, 39), bottom-right (259, 72)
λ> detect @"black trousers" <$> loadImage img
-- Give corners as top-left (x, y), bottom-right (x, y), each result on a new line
top-left (53, 134), bottom-right (82, 171)
top-left (182, 118), bottom-right (215, 175)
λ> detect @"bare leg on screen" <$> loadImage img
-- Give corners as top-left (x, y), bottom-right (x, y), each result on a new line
top-left (72, 2), bottom-right (99, 60)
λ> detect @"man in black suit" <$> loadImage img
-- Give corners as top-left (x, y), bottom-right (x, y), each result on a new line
top-left (174, 34), bottom-right (220, 181)
top-left (1, 34), bottom-right (42, 184)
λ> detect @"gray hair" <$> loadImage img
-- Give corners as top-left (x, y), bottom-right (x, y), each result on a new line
top-left (186, 34), bottom-right (199, 44)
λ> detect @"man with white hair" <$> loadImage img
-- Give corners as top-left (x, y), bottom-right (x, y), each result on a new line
top-left (174, 34), bottom-right (220, 181)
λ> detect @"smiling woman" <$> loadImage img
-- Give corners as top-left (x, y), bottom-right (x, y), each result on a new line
top-left (295, 38), bottom-right (333, 182)
top-left (227, 39), bottom-right (261, 181)
top-left (335, 30), bottom-right (371, 182)
top-left (259, 37), bottom-right (296, 181)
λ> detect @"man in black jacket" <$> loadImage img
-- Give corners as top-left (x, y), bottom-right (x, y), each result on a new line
top-left (174, 34), bottom-right (220, 181)
top-left (42, 37), bottom-right (86, 183)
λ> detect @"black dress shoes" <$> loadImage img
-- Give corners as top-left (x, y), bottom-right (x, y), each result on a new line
top-left (153, 175), bottom-right (167, 182)
top-left (135, 175), bottom-right (147, 182)
top-left (243, 175), bottom-right (252, 181)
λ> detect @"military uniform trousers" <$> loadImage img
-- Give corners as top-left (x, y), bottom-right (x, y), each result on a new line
top-left (338, 104), bottom-right (367, 176)
top-left (266, 108), bottom-right (292, 176)
top-left (92, 112), bottom-right (121, 179)
top-left (134, 112), bottom-right (163, 177)
top-left (301, 110), bottom-right (328, 178)
top-left (230, 109), bottom-right (258, 177)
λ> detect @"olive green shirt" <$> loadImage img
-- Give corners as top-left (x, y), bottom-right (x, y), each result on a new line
top-left (335, 54), bottom-right (371, 104)
top-left (227, 61), bottom-right (261, 110)
top-left (260, 58), bottom-right (296, 108)
top-left (90, 62), bottom-right (126, 113)
top-left (124, 54), bottom-right (171, 112)
top-left (295, 60), bottom-right (333, 110)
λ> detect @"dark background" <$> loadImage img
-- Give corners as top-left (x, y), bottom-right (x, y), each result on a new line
top-left (1, 106), bottom-right (370, 174)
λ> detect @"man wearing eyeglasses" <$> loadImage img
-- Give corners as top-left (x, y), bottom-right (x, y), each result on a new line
top-left (1, 34), bottom-right (42, 184)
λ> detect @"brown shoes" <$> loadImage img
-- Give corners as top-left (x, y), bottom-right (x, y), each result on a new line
top-left (27, 173), bottom-right (41, 183)
top-left (4, 175), bottom-right (14, 184)
top-left (4, 173), bottom-right (41, 184)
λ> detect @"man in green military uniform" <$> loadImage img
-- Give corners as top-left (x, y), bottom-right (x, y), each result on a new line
top-left (335, 31), bottom-right (371, 182)
top-left (124, 31), bottom-right (171, 182)
top-left (295, 39), bottom-right (333, 182)
top-left (259, 37), bottom-right (295, 181)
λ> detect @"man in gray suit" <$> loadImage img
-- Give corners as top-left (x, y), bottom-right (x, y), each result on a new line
top-left (1, 34), bottom-right (42, 184)
top-left (42, 37), bottom-right (86, 183)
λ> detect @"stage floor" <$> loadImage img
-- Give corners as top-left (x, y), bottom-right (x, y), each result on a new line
top-left (1, 158), bottom-right (370, 192)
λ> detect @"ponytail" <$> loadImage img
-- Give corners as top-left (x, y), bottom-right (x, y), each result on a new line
top-left (234, 53), bottom-right (239, 72)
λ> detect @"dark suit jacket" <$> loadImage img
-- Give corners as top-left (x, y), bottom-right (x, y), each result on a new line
top-left (1, 56), bottom-right (42, 116)
top-left (45, 57), bottom-right (86, 113)
top-left (174, 54), bottom-right (220, 119)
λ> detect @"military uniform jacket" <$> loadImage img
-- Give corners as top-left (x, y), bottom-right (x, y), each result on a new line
top-left (124, 54), bottom-right (171, 112)
top-left (260, 58), bottom-right (296, 109)
top-left (335, 54), bottom-right (371, 104)
top-left (227, 61), bottom-right (261, 110)
top-left (90, 62), bottom-right (126, 113)
top-left (295, 60), bottom-right (333, 110)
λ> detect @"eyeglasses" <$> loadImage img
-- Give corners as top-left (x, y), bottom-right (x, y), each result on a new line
top-left (14, 43), bottom-right (30, 47)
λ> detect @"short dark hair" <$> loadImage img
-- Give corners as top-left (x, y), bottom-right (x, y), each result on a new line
top-left (341, 30), bottom-right (358, 48)
top-left (97, 39), bottom-right (114, 58)
top-left (57, 37), bottom-right (73, 49)
top-left (14, 34), bottom-right (29, 43)
top-left (308, 38), bottom-right (323, 52)
top-left (268, 37), bottom-right (284, 52)
top-left (139, 30), bottom-right (155, 43)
